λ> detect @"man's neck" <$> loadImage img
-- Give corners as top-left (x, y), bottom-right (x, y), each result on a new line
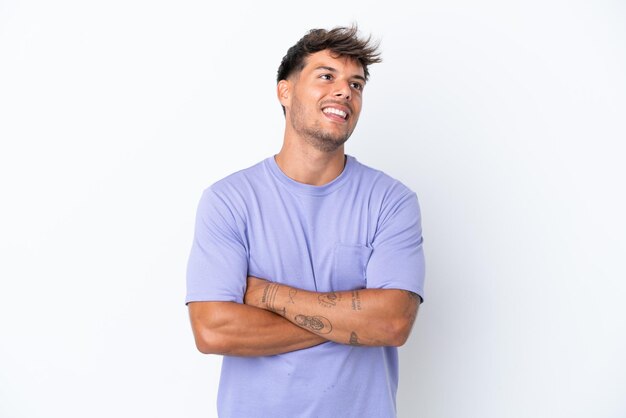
top-left (274, 143), bottom-right (346, 187)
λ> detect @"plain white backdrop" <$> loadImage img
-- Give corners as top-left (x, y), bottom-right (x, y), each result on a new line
top-left (1, 1), bottom-right (625, 417)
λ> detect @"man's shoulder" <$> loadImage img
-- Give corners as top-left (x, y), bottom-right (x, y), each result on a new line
top-left (350, 156), bottom-right (415, 199)
top-left (205, 158), bottom-right (269, 196)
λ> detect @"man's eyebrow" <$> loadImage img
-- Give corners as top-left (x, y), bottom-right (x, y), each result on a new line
top-left (315, 65), bottom-right (337, 73)
top-left (314, 66), bottom-right (366, 83)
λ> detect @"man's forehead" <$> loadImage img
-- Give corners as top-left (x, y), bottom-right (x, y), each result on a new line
top-left (302, 50), bottom-right (365, 77)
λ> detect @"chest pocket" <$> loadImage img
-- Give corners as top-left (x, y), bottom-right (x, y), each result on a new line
top-left (331, 243), bottom-right (372, 291)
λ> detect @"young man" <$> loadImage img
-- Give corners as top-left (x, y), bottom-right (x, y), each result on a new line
top-left (186, 26), bottom-right (425, 417)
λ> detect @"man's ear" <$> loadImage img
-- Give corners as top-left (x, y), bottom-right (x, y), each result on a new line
top-left (277, 80), bottom-right (291, 108)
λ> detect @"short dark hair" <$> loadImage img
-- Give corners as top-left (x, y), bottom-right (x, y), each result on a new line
top-left (277, 25), bottom-right (382, 84)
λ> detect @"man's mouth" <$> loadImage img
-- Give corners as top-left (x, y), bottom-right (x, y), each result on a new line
top-left (322, 107), bottom-right (348, 120)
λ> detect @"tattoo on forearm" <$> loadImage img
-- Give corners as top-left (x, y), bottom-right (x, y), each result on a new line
top-left (261, 283), bottom-right (285, 316)
top-left (351, 290), bottom-right (362, 311)
top-left (318, 292), bottom-right (341, 308)
top-left (294, 314), bottom-right (332, 334)
top-left (261, 283), bottom-right (276, 307)
top-left (349, 331), bottom-right (364, 346)
top-left (288, 288), bottom-right (297, 304)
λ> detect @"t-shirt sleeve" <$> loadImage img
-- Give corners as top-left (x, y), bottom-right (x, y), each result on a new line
top-left (366, 191), bottom-right (425, 302)
top-left (185, 188), bottom-right (248, 304)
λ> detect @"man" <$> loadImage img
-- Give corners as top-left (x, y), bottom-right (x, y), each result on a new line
top-left (186, 26), bottom-right (425, 418)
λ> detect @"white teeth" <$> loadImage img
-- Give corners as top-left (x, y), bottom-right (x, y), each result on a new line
top-left (323, 107), bottom-right (347, 119)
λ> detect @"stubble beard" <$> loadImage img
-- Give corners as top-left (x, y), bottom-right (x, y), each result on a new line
top-left (289, 96), bottom-right (355, 153)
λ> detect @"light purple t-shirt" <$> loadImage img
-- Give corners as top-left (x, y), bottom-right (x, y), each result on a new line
top-left (186, 155), bottom-right (425, 418)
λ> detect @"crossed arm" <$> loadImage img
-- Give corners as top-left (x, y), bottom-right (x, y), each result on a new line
top-left (188, 277), bottom-right (420, 357)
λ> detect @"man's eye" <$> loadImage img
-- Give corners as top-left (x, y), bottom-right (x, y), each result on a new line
top-left (320, 74), bottom-right (333, 80)
top-left (351, 82), bottom-right (363, 91)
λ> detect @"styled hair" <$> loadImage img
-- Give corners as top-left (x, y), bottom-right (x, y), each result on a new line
top-left (277, 25), bottom-right (382, 84)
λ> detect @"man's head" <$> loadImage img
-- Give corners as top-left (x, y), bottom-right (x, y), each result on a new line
top-left (276, 26), bottom-right (381, 153)
top-left (277, 26), bottom-right (381, 89)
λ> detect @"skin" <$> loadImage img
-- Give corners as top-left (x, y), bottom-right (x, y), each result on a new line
top-left (188, 49), bottom-right (420, 356)
top-left (188, 301), bottom-right (326, 356)
top-left (244, 277), bottom-right (420, 347)
top-left (275, 49), bottom-right (365, 186)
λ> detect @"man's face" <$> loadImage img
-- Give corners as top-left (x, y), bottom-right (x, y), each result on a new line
top-left (280, 49), bottom-right (366, 153)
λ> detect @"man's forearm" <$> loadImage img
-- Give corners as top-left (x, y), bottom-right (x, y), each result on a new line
top-left (245, 278), bottom-right (420, 347)
top-left (188, 301), bottom-right (327, 357)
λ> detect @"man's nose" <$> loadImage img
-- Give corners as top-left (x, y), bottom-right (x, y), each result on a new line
top-left (333, 81), bottom-right (351, 100)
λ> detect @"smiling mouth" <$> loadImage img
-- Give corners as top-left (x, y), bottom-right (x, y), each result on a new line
top-left (322, 107), bottom-right (349, 120)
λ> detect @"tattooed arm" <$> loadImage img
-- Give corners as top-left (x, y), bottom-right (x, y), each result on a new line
top-left (188, 301), bottom-right (328, 356)
top-left (244, 277), bottom-right (420, 347)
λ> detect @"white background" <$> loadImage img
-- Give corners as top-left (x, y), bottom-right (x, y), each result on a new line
top-left (1, 1), bottom-right (625, 417)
